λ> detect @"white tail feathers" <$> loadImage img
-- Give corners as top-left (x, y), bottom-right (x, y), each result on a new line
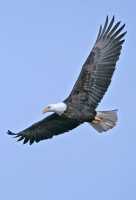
top-left (90, 110), bottom-right (118, 133)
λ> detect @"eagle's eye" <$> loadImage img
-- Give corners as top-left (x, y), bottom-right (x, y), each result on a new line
top-left (47, 106), bottom-right (51, 109)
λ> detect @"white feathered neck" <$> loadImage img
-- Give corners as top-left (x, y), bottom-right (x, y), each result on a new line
top-left (48, 102), bottom-right (67, 115)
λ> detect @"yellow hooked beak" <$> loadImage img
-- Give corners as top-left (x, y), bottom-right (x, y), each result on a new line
top-left (42, 107), bottom-right (49, 114)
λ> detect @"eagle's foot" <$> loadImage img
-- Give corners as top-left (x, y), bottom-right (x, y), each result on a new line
top-left (92, 116), bottom-right (102, 124)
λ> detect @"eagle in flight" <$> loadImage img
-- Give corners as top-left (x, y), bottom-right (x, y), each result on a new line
top-left (7, 16), bottom-right (126, 145)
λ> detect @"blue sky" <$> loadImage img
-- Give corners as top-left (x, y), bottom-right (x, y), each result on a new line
top-left (0, 0), bottom-right (135, 199)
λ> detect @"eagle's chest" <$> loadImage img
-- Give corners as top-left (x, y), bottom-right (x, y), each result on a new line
top-left (63, 101), bottom-right (96, 122)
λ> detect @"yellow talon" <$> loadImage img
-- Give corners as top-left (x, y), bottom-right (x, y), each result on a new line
top-left (92, 116), bottom-right (102, 124)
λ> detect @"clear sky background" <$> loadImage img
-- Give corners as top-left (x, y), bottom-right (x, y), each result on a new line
top-left (0, 0), bottom-right (135, 199)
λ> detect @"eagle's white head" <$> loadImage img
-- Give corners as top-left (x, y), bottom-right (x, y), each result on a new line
top-left (42, 102), bottom-right (67, 115)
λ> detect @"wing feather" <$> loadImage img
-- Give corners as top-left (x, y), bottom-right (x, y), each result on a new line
top-left (66, 16), bottom-right (126, 111)
top-left (7, 114), bottom-right (81, 145)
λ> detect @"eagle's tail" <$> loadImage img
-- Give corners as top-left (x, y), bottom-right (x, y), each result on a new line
top-left (90, 110), bottom-right (118, 133)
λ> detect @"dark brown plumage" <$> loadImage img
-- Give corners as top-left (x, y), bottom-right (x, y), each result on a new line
top-left (8, 114), bottom-right (81, 144)
top-left (7, 16), bottom-right (126, 145)
top-left (65, 16), bottom-right (126, 119)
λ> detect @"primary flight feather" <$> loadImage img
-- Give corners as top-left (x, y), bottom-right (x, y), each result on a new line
top-left (7, 16), bottom-right (126, 145)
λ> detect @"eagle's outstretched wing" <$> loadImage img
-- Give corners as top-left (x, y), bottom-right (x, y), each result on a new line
top-left (66, 16), bottom-right (126, 111)
top-left (7, 114), bottom-right (81, 145)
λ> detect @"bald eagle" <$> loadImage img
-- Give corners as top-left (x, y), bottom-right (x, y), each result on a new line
top-left (7, 16), bottom-right (126, 145)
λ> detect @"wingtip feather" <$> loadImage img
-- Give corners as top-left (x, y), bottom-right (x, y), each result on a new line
top-left (7, 130), bottom-right (16, 136)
